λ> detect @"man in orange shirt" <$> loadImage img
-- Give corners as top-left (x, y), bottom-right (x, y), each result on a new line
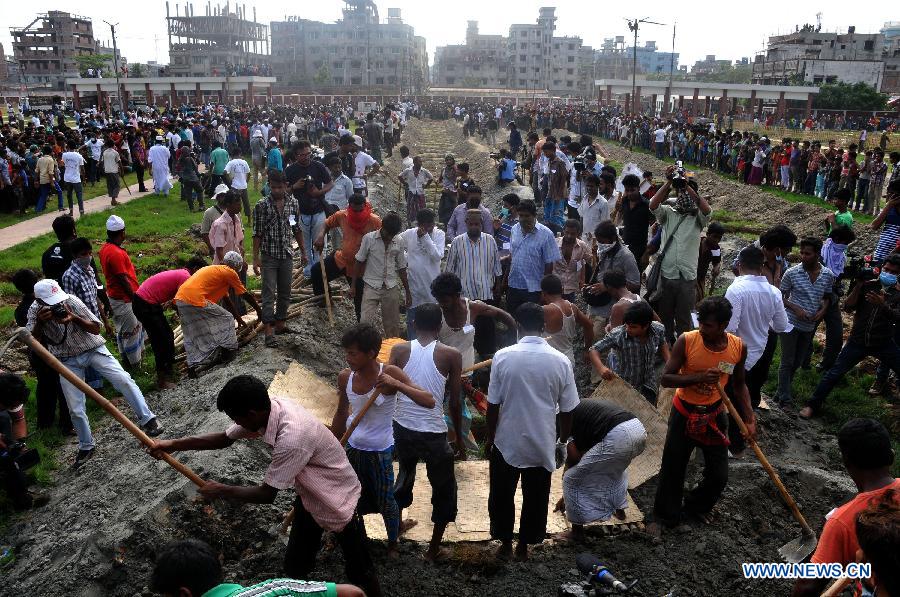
top-left (651, 296), bottom-right (756, 531)
top-left (792, 418), bottom-right (898, 597)
top-left (312, 193), bottom-right (381, 322)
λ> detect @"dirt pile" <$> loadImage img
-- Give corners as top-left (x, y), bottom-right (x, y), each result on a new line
top-left (2, 118), bottom-right (859, 597)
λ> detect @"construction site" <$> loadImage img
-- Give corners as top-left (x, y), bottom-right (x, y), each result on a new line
top-left (0, 114), bottom-right (875, 596)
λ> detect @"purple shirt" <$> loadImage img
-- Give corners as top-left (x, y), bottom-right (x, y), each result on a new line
top-left (135, 269), bottom-right (191, 305)
top-left (446, 203), bottom-right (493, 240)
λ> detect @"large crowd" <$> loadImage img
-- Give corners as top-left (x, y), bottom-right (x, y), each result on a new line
top-left (0, 98), bottom-right (898, 597)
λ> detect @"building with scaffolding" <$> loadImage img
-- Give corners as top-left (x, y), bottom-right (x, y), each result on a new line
top-left (9, 11), bottom-right (100, 89)
top-left (270, 1), bottom-right (429, 94)
top-left (166, 2), bottom-right (269, 77)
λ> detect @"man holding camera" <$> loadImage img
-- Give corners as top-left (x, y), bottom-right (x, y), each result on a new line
top-left (0, 373), bottom-right (48, 511)
top-left (26, 279), bottom-right (163, 468)
top-left (800, 253), bottom-right (900, 419)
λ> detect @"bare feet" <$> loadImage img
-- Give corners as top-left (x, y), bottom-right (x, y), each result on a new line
top-left (553, 529), bottom-right (584, 544)
top-left (798, 406), bottom-right (814, 420)
top-left (513, 542), bottom-right (529, 562)
top-left (157, 379), bottom-right (177, 390)
top-left (645, 522), bottom-right (662, 540)
top-left (494, 542), bottom-right (513, 560)
top-left (387, 542), bottom-right (400, 559)
top-left (614, 508), bottom-right (627, 521)
top-left (399, 518), bottom-right (419, 536)
top-left (424, 546), bottom-right (452, 563)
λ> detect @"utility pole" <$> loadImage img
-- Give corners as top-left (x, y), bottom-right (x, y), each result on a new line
top-left (104, 20), bottom-right (125, 115)
top-left (627, 17), bottom-right (665, 115)
top-left (668, 20), bottom-right (676, 114)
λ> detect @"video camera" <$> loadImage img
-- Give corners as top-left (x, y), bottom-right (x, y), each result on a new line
top-left (573, 147), bottom-right (595, 173)
top-left (1, 441), bottom-right (40, 472)
top-left (671, 160), bottom-right (688, 189)
top-left (489, 151), bottom-right (502, 161)
top-left (558, 553), bottom-right (638, 596)
top-left (843, 253), bottom-right (879, 282)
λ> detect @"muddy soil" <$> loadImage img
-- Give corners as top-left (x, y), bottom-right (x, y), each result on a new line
top-left (2, 118), bottom-right (858, 597)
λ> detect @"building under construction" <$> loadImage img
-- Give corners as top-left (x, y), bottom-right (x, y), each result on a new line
top-left (9, 11), bottom-right (99, 90)
top-left (166, 1), bottom-right (269, 77)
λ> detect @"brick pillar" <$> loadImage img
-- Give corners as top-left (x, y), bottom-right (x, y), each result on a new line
top-left (242, 88), bottom-right (248, 105)
top-left (705, 96), bottom-right (711, 117)
top-left (777, 91), bottom-right (786, 120)
top-left (625, 93), bottom-right (631, 114)
top-left (718, 89), bottom-right (728, 117)
top-left (691, 87), bottom-right (700, 116)
top-left (169, 83), bottom-right (178, 108)
top-left (597, 88), bottom-right (604, 110)
top-left (749, 89), bottom-right (757, 120)
top-left (195, 83), bottom-right (202, 104)
top-left (663, 86), bottom-right (671, 115)
top-left (122, 89), bottom-right (131, 108)
top-left (806, 93), bottom-right (813, 118)
top-left (266, 86), bottom-right (273, 105)
top-left (248, 83), bottom-right (255, 106)
top-left (678, 95), bottom-right (684, 109)
top-left (71, 85), bottom-right (81, 111)
top-left (651, 93), bottom-right (658, 114)
top-left (731, 97), bottom-right (738, 113)
top-left (145, 83), bottom-right (155, 107)
top-left (606, 85), bottom-right (612, 108)
top-left (635, 86), bottom-right (641, 114)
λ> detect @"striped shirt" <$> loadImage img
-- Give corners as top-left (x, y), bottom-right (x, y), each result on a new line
top-left (252, 196), bottom-right (300, 260)
top-left (26, 296), bottom-right (105, 359)
top-left (508, 222), bottom-right (561, 292)
top-left (780, 264), bottom-right (836, 332)
top-left (593, 321), bottom-right (666, 393)
top-left (61, 263), bottom-right (101, 319)
top-left (226, 398), bottom-right (361, 532)
top-left (203, 580), bottom-right (336, 597)
top-left (446, 232), bottom-right (502, 300)
top-left (875, 208), bottom-right (900, 262)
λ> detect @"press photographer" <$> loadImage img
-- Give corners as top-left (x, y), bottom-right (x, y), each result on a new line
top-left (0, 373), bottom-right (47, 511)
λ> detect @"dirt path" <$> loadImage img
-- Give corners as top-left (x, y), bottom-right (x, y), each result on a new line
top-left (2, 119), bottom-right (857, 597)
top-left (0, 178), bottom-right (166, 252)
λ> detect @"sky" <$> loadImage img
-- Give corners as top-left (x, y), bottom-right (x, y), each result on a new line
top-left (1, 1), bottom-right (892, 69)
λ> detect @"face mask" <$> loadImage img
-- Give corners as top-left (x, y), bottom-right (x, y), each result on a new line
top-left (775, 255), bottom-right (784, 263)
top-left (880, 272), bottom-right (897, 288)
top-left (74, 256), bottom-right (91, 269)
top-left (596, 243), bottom-right (614, 254)
top-left (499, 207), bottom-right (510, 218)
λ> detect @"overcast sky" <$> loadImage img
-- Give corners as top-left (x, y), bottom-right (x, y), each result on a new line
top-left (2, 1), bottom-right (891, 69)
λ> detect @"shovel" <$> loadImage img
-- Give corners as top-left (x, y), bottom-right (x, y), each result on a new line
top-left (716, 383), bottom-right (817, 562)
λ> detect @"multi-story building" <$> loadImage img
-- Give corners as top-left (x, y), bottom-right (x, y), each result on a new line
top-left (881, 22), bottom-right (900, 93)
top-left (691, 55), bottom-right (733, 76)
top-left (627, 41), bottom-right (679, 76)
top-left (432, 7), bottom-right (593, 96)
top-left (166, 2), bottom-right (269, 77)
top-left (0, 44), bottom-right (7, 81)
top-left (752, 25), bottom-right (886, 89)
top-left (9, 11), bottom-right (98, 89)
top-left (270, 1), bottom-right (429, 94)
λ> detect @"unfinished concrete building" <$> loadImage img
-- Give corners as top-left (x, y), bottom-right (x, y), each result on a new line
top-left (9, 11), bottom-right (98, 89)
top-left (166, 2), bottom-right (269, 77)
top-left (432, 7), bottom-right (593, 96)
top-left (270, 1), bottom-right (429, 94)
top-left (752, 25), bottom-right (886, 89)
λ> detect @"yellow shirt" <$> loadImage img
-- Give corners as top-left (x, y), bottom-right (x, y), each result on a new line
top-left (37, 155), bottom-right (57, 184)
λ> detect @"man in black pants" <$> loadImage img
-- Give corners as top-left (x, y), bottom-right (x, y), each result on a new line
top-left (151, 375), bottom-right (381, 596)
top-left (0, 373), bottom-right (50, 511)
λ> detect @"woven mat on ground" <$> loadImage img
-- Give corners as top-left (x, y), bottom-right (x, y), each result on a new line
top-left (268, 362), bottom-right (340, 427)
top-left (364, 460), bottom-right (642, 543)
top-left (587, 376), bottom-right (668, 489)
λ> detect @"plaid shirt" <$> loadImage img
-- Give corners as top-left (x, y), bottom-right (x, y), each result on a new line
top-left (61, 263), bottom-right (101, 319)
top-left (252, 195), bottom-right (300, 260)
top-left (593, 321), bottom-right (666, 393)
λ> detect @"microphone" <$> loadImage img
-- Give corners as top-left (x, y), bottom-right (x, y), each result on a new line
top-left (575, 553), bottom-right (632, 592)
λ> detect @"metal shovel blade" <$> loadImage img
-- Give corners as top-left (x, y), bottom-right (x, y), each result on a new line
top-left (778, 529), bottom-right (818, 563)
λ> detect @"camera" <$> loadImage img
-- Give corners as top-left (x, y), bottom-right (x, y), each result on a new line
top-left (2, 441), bottom-right (40, 471)
top-left (573, 147), bottom-right (595, 173)
top-left (50, 303), bottom-right (69, 318)
top-left (489, 151), bottom-right (501, 161)
top-left (672, 160), bottom-right (687, 189)
top-left (844, 253), bottom-right (879, 281)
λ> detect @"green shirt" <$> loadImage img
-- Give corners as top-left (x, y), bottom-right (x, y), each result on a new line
top-left (203, 580), bottom-right (337, 597)
top-left (653, 205), bottom-right (710, 282)
top-left (210, 147), bottom-right (230, 175)
top-left (833, 210), bottom-right (853, 231)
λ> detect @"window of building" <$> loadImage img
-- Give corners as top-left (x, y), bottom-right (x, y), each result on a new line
top-left (864, 40), bottom-right (874, 51)
top-left (567, 56), bottom-right (574, 62)
top-left (520, 42), bottom-right (526, 49)
top-left (567, 81), bottom-right (573, 87)
top-left (473, 65), bottom-right (480, 71)
top-left (840, 44), bottom-right (846, 49)
top-left (332, 61), bottom-right (344, 69)
top-left (569, 43), bottom-right (575, 50)
top-left (376, 77), bottom-right (384, 84)
top-left (520, 54), bottom-right (526, 61)
top-left (446, 77), bottom-right (455, 84)
top-left (391, 31), bottom-right (401, 38)
top-left (333, 77), bottom-right (342, 84)
top-left (351, 76), bottom-right (361, 84)
top-left (520, 31), bottom-right (527, 37)
top-left (567, 68), bottom-right (574, 74)
top-left (519, 78), bottom-right (526, 85)
top-left (813, 75), bottom-right (823, 83)
top-left (519, 66), bottom-right (526, 73)
top-left (388, 76), bottom-right (397, 83)
top-left (391, 47), bottom-right (400, 54)
top-left (553, 43), bottom-right (560, 50)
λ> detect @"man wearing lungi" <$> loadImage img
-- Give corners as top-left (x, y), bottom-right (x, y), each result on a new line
top-left (98, 215), bottom-right (144, 370)
top-left (148, 135), bottom-right (172, 196)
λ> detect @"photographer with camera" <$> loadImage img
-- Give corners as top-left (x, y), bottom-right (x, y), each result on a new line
top-left (0, 373), bottom-right (48, 511)
top-left (494, 149), bottom-right (518, 186)
top-left (800, 252), bottom-right (900, 420)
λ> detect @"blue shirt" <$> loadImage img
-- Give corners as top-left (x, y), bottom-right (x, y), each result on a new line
top-left (500, 158), bottom-right (516, 181)
top-left (267, 147), bottom-right (283, 172)
top-left (780, 263), bottom-right (836, 332)
top-left (508, 222), bottom-right (561, 292)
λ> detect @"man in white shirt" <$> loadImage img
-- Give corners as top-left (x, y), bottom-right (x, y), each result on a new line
top-left (398, 156), bottom-right (434, 227)
top-left (224, 156), bottom-right (251, 219)
top-left (61, 140), bottom-right (86, 216)
top-left (654, 126), bottom-right (668, 159)
top-left (82, 134), bottom-right (104, 185)
top-left (486, 302), bottom-right (578, 562)
top-left (352, 141), bottom-right (380, 195)
top-left (578, 174), bottom-right (610, 244)
top-left (724, 244), bottom-right (790, 454)
top-left (400, 208), bottom-right (445, 340)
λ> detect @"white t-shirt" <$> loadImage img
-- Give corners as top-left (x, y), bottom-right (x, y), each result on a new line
top-left (62, 151), bottom-right (86, 183)
top-left (353, 151), bottom-right (377, 188)
top-left (224, 158), bottom-right (250, 190)
top-left (654, 128), bottom-right (667, 143)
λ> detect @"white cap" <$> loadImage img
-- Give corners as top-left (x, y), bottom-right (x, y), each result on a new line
top-left (223, 251), bottom-right (244, 270)
top-left (252, 130), bottom-right (263, 138)
top-left (106, 215), bottom-right (125, 232)
top-left (269, 137), bottom-right (278, 143)
top-left (353, 135), bottom-right (363, 148)
top-left (213, 183), bottom-right (230, 198)
top-left (34, 279), bottom-right (69, 306)
top-left (155, 135), bottom-right (164, 141)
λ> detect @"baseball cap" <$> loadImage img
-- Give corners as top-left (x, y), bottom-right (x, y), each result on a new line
top-left (213, 183), bottom-right (230, 198)
top-left (106, 215), bottom-right (125, 232)
top-left (34, 279), bottom-right (69, 306)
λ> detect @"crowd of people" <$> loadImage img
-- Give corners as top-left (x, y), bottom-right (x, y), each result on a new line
top-left (0, 98), bottom-right (898, 596)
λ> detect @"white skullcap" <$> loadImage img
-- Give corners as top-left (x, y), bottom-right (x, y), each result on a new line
top-left (106, 215), bottom-right (125, 232)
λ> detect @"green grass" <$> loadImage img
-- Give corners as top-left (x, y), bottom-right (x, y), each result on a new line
top-left (0, 171), bottom-right (143, 229)
top-left (711, 209), bottom-right (765, 235)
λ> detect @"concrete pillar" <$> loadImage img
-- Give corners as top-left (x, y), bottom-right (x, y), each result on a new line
top-left (597, 88), bottom-right (604, 110)
top-left (145, 83), bottom-right (155, 107)
top-left (606, 85), bottom-right (613, 108)
top-left (749, 90), bottom-right (757, 120)
top-left (169, 83), bottom-right (178, 108)
top-left (691, 87), bottom-right (700, 117)
top-left (731, 97), bottom-right (738, 113)
top-left (635, 86), bottom-right (641, 113)
top-left (777, 91), bottom-right (786, 120)
top-left (194, 83), bottom-right (202, 104)
top-left (705, 96), bottom-right (711, 117)
top-left (718, 89), bottom-right (727, 117)
top-left (625, 93), bottom-right (631, 114)
top-left (218, 87), bottom-right (224, 104)
top-left (71, 86), bottom-right (81, 111)
top-left (805, 93), bottom-right (813, 118)
top-left (266, 86), bottom-right (273, 104)
top-left (757, 97), bottom-right (764, 118)
top-left (248, 83), bottom-right (255, 106)
top-left (678, 95), bottom-right (684, 109)
top-left (663, 86), bottom-right (671, 115)
top-left (242, 88), bottom-right (248, 105)
top-left (651, 93), bottom-right (658, 114)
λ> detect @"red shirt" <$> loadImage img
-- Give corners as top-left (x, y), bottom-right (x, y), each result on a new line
top-left (98, 242), bottom-right (139, 301)
top-left (811, 479), bottom-right (900, 566)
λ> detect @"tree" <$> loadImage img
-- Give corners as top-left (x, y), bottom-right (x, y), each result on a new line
top-left (75, 53), bottom-right (113, 77)
top-left (814, 82), bottom-right (888, 111)
top-left (313, 64), bottom-right (331, 85)
top-left (130, 63), bottom-right (144, 78)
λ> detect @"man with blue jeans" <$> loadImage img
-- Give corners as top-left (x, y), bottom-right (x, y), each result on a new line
top-left (800, 253), bottom-right (900, 419)
top-left (35, 145), bottom-right (63, 213)
top-left (26, 279), bottom-right (162, 469)
top-left (505, 199), bottom-right (561, 317)
top-left (284, 141), bottom-right (333, 277)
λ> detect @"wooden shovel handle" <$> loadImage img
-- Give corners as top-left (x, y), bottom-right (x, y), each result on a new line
top-left (17, 329), bottom-right (206, 487)
top-left (462, 358), bottom-right (491, 374)
top-left (319, 244), bottom-right (334, 326)
top-left (340, 389), bottom-right (383, 446)
top-left (820, 577), bottom-right (853, 597)
top-left (716, 383), bottom-right (813, 535)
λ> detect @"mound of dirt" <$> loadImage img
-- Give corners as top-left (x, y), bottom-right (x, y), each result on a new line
top-left (2, 118), bottom-right (858, 597)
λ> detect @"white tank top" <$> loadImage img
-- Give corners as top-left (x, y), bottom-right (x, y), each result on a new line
top-left (346, 363), bottom-right (395, 452)
top-left (439, 298), bottom-right (476, 370)
top-left (544, 301), bottom-right (576, 365)
top-left (394, 340), bottom-right (448, 433)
